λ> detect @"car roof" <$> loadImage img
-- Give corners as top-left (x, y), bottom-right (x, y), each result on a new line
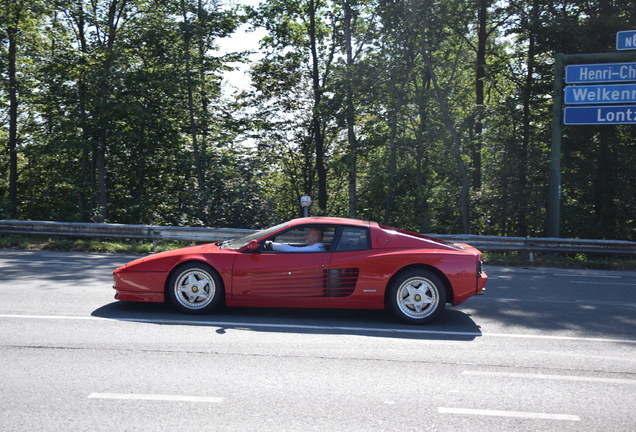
top-left (288, 216), bottom-right (373, 228)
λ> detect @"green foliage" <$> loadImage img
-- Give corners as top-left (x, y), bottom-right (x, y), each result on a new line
top-left (0, 0), bottom-right (634, 240)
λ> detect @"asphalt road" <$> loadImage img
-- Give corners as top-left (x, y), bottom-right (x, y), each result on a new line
top-left (1, 249), bottom-right (635, 431)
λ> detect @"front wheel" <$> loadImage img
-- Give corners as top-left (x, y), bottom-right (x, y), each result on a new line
top-left (388, 269), bottom-right (447, 324)
top-left (167, 262), bottom-right (224, 314)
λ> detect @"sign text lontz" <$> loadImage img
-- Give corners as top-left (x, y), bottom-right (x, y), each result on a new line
top-left (563, 105), bottom-right (636, 125)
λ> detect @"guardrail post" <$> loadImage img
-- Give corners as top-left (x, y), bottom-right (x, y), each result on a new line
top-left (149, 227), bottom-right (161, 252)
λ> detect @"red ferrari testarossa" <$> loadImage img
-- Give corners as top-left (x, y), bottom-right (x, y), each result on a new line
top-left (113, 217), bottom-right (487, 324)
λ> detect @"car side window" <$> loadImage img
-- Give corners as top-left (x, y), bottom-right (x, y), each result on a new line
top-left (335, 227), bottom-right (370, 252)
top-left (268, 226), bottom-right (335, 252)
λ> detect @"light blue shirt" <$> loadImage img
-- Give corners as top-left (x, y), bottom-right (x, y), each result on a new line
top-left (272, 243), bottom-right (326, 252)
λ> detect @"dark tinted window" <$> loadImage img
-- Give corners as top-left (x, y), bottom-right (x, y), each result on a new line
top-left (335, 227), bottom-right (370, 251)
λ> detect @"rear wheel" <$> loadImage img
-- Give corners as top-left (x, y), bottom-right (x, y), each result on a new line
top-left (388, 269), bottom-right (447, 324)
top-left (167, 263), bottom-right (223, 314)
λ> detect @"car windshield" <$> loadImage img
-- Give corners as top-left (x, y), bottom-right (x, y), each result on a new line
top-left (219, 222), bottom-right (289, 250)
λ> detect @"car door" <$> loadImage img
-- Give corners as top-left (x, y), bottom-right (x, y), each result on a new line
top-left (231, 225), bottom-right (334, 307)
top-left (326, 225), bottom-right (377, 307)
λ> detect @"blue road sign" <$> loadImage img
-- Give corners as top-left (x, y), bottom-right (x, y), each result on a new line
top-left (617, 30), bottom-right (636, 51)
top-left (564, 83), bottom-right (636, 105)
top-left (564, 105), bottom-right (636, 125)
top-left (565, 62), bottom-right (636, 84)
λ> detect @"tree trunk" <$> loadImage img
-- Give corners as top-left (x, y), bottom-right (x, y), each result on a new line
top-left (420, 27), bottom-right (470, 233)
top-left (197, 0), bottom-right (209, 180)
top-left (76, 1), bottom-right (91, 220)
top-left (518, 0), bottom-right (538, 237)
top-left (414, 74), bottom-right (431, 231)
top-left (308, 0), bottom-right (327, 213)
top-left (94, 0), bottom-right (128, 222)
top-left (7, 11), bottom-right (19, 218)
top-left (384, 85), bottom-right (403, 225)
top-left (181, 0), bottom-right (206, 199)
top-left (473, 0), bottom-right (488, 190)
top-left (343, 0), bottom-right (358, 219)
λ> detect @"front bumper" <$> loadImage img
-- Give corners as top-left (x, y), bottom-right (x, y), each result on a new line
top-left (112, 270), bottom-right (166, 303)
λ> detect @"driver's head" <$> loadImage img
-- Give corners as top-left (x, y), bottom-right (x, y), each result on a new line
top-left (305, 227), bottom-right (324, 245)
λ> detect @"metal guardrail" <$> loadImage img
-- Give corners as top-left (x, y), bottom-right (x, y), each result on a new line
top-left (1, 220), bottom-right (635, 255)
top-left (432, 234), bottom-right (636, 255)
top-left (0, 220), bottom-right (253, 243)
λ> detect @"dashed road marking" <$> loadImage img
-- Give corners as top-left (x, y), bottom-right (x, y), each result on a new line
top-left (438, 407), bottom-right (580, 421)
top-left (462, 370), bottom-right (636, 385)
top-left (88, 393), bottom-right (224, 403)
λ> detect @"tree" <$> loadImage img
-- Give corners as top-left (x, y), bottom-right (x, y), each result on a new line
top-left (342, 0), bottom-right (358, 218)
top-left (0, 0), bottom-right (50, 218)
top-left (1, 0), bottom-right (634, 241)
top-left (418, 4), bottom-right (469, 233)
top-left (5, 1), bottom-right (19, 218)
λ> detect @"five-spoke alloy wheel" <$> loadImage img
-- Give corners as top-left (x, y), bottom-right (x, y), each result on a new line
top-left (388, 269), bottom-right (447, 324)
top-left (167, 262), bottom-right (224, 314)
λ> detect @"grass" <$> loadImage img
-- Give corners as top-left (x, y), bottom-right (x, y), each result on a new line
top-left (0, 234), bottom-right (634, 271)
top-left (0, 234), bottom-right (196, 255)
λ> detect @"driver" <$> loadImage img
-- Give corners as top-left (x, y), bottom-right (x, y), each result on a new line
top-left (266, 227), bottom-right (325, 252)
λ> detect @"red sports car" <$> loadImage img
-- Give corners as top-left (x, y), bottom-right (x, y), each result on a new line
top-left (113, 217), bottom-right (487, 324)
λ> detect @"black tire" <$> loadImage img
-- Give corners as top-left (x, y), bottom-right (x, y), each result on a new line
top-left (167, 262), bottom-right (224, 314)
top-left (387, 269), bottom-right (447, 324)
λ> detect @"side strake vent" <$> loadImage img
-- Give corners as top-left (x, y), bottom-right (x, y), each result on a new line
top-left (325, 268), bottom-right (359, 297)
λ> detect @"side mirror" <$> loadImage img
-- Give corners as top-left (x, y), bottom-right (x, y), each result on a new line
top-left (247, 240), bottom-right (260, 251)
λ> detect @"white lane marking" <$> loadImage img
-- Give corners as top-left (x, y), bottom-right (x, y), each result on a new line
top-left (0, 260), bottom-right (78, 265)
top-left (481, 297), bottom-right (636, 307)
top-left (574, 299), bottom-right (636, 306)
top-left (0, 259), bottom-right (126, 265)
top-left (88, 393), bottom-right (224, 403)
top-left (438, 407), bottom-right (580, 421)
top-left (2, 313), bottom-right (636, 345)
top-left (481, 331), bottom-right (636, 344)
top-left (571, 281), bottom-right (636, 286)
top-left (531, 350), bottom-right (636, 363)
top-left (462, 370), bottom-right (636, 385)
top-left (0, 314), bottom-right (99, 321)
top-left (553, 274), bottom-right (621, 278)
